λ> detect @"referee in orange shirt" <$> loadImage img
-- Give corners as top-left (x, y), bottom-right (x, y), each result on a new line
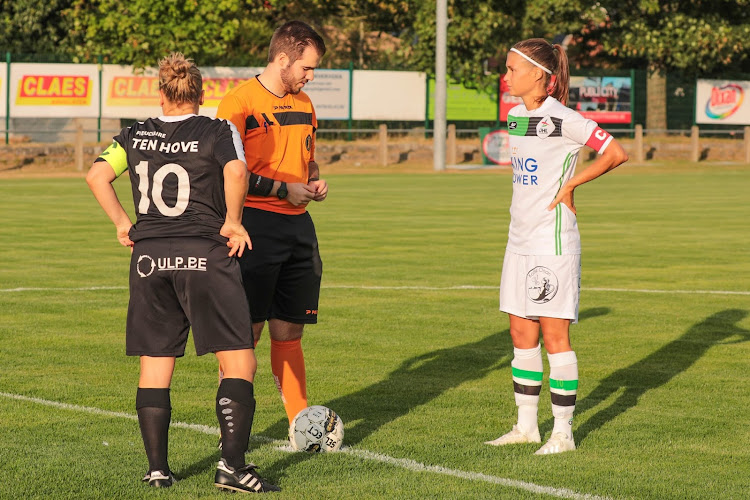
top-left (217, 20), bottom-right (328, 425)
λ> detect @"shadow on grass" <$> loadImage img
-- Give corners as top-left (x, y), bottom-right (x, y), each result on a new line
top-left (570, 308), bottom-right (749, 446)
top-left (256, 306), bottom-right (610, 481)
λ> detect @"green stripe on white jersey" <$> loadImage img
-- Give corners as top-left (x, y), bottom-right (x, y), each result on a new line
top-left (505, 97), bottom-right (599, 256)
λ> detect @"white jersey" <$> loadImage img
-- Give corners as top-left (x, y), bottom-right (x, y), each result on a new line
top-left (506, 97), bottom-right (613, 255)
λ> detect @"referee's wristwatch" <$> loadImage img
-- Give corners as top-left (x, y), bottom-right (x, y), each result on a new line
top-left (276, 181), bottom-right (288, 200)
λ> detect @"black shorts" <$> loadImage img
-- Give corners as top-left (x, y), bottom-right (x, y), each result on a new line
top-left (240, 207), bottom-right (322, 324)
top-left (126, 237), bottom-right (254, 357)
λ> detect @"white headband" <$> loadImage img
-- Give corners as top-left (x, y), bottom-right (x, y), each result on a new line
top-left (510, 48), bottom-right (552, 74)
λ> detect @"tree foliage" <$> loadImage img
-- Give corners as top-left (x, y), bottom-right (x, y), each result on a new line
top-left (523, 0), bottom-right (750, 75)
top-left (394, 0), bottom-right (525, 91)
top-left (0, 0), bottom-right (76, 57)
top-left (63, 0), bottom-right (273, 67)
top-left (2, 0), bottom-right (749, 82)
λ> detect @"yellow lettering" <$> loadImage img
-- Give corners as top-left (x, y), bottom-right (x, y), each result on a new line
top-left (22, 76), bottom-right (37, 96)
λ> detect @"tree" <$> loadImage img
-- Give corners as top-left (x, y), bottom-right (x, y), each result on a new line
top-left (392, 0), bottom-right (526, 92)
top-left (63, 0), bottom-right (273, 67)
top-left (0, 0), bottom-right (76, 58)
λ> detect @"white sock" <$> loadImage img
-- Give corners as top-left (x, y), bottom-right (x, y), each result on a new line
top-left (512, 344), bottom-right (542, 434)
top-left (548, 351), bottom-right (578, 439)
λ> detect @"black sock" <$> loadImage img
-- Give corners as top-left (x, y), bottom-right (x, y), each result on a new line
top-left (136, 388), bottom-right (171, 473)
top-left (217, 378), bottom-right (255, 469)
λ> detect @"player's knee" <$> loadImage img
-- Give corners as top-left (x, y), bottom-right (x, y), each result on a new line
top-left (268, 319), bottom-right (304, 341)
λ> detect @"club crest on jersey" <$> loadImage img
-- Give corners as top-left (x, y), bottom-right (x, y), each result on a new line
top-left (526, 266), bottom-right (558, 304)
top-left (305, 134), bottom-right (312, 151)
top-left (536, 116), bottom-right (555, 139)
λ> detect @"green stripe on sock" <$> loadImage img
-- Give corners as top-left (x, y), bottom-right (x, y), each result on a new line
top-left (549, 378), bottom-right (578, 391)
top-left (512, 367), bottom-right (543, 382)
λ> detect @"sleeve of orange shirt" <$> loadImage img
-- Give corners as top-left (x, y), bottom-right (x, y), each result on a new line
top-left (216, 94), bottom-right (246, 137)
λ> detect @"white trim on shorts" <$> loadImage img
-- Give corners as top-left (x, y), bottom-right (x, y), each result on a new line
top-left (499, 251), bottom-right (581, 323)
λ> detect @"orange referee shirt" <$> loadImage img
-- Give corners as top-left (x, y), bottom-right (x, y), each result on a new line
top-left (216, 76), bottom-right (316, 215)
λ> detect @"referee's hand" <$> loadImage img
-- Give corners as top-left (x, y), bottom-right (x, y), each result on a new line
top-left (220, 221), bottom-right (252, 257)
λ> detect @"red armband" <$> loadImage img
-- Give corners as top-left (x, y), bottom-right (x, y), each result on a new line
top-left (586, 127), bottom-right (613, 153)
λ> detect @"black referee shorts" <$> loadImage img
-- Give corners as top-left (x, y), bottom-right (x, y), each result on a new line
top-left (240, 207), bottom-right (322, 324)
top-left (126, 237), bottom-right (254, 357)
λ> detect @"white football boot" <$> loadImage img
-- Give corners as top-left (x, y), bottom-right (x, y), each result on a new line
top-left (484, 425), bottom-right (541, 446)
top-left (534, 432), bottom-right (576, 455)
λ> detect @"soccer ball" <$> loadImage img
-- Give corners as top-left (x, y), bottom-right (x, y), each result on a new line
top-left (289, 405), bottom-right (344, 452)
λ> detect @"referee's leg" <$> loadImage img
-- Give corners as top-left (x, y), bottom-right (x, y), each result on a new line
top-left (268, 320), bottom-right (307, 423)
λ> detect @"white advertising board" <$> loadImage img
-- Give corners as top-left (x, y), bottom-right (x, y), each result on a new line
top-left (304, 69), bottom-right (350, 120)
top-left (695, 79), bottom-right (750, 125)
top-left (9, 63), bottom-right (99, 117)
top-left (0, 62), bottom-right (6, 119)
top-left (352, 70), bottom-right (425, 121)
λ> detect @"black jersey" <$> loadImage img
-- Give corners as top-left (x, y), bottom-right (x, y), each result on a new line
top-left (97, 114), bottom-right (245, 243)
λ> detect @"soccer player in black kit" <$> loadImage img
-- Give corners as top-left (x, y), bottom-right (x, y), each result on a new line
top-left (86, 53), bottom-right (280, 493)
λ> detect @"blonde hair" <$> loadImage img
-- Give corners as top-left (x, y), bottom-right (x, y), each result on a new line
top-left (158, 52), bottom-right (202, 105)
top-left (512, 38), bottom-right (570, 105)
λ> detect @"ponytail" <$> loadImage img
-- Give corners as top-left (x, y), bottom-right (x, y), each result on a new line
top-left (550, 44), bottom-right (570, 105)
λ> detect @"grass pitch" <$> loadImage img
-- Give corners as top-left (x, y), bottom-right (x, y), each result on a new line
top-left (1, 163), bottom-right (749, 499)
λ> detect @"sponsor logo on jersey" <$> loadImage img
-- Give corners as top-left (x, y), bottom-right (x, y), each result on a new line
top-left (526, 266), bottom-right (558, 303)
top-left (136, 254), bottom-right (208, 277)
top-left (536, 115), bottom-right (555, 139)
top-left (137, 255), bottom-right (156, 278)
top-left (305, 134), bottom-right (312, 151)
top-left (511, 156), bottom-right (539, 185)
top-left (509, 121), bottom-right (518, 130)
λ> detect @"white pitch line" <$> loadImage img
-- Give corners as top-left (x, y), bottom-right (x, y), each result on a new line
top-left (2, 284), bottom-right (747, 296)
top-left (585, 287), bottom-right (750, 296)
top-left (0, 391), bottom-right (611, 500)
top-left (0, 286), bottom-right (128, 292)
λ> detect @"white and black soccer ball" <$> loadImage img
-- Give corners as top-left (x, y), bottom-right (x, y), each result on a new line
top-left (289, 405), bottom-right (344, 452)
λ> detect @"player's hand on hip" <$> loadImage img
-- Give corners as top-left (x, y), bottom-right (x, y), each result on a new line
top-left (547, 186), bottom-right (576, 214)
top-left (309, 179), bottom-right (328, 201)
top-left (116, 223), bottom-right (134, 248)
top-left (221, 221), bottom-right (252, 257)
top-left (287, 183), bottom-right (316, 206)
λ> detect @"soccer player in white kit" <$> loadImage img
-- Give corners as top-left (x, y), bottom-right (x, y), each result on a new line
top-left (485, 38), bottom-right (628, 455)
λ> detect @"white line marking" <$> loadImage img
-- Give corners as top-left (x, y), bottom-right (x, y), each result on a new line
top-left (3, 284), bottom-right (746, 296)
top-left (0, 286), bottom-right (128, 292)
top-left (585, 287), bottom-right (749, 296)
top-left (1, 391), bottom-right (611, 500)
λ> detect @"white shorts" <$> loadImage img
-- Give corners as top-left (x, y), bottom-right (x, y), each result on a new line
top-left (499, 251), bottom-right (581, 323)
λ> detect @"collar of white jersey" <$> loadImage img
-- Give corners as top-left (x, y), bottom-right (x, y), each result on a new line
top-left (522, 96), bottom-right (557, 114)
top-left (158, 114), bottom-right (197, 122)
